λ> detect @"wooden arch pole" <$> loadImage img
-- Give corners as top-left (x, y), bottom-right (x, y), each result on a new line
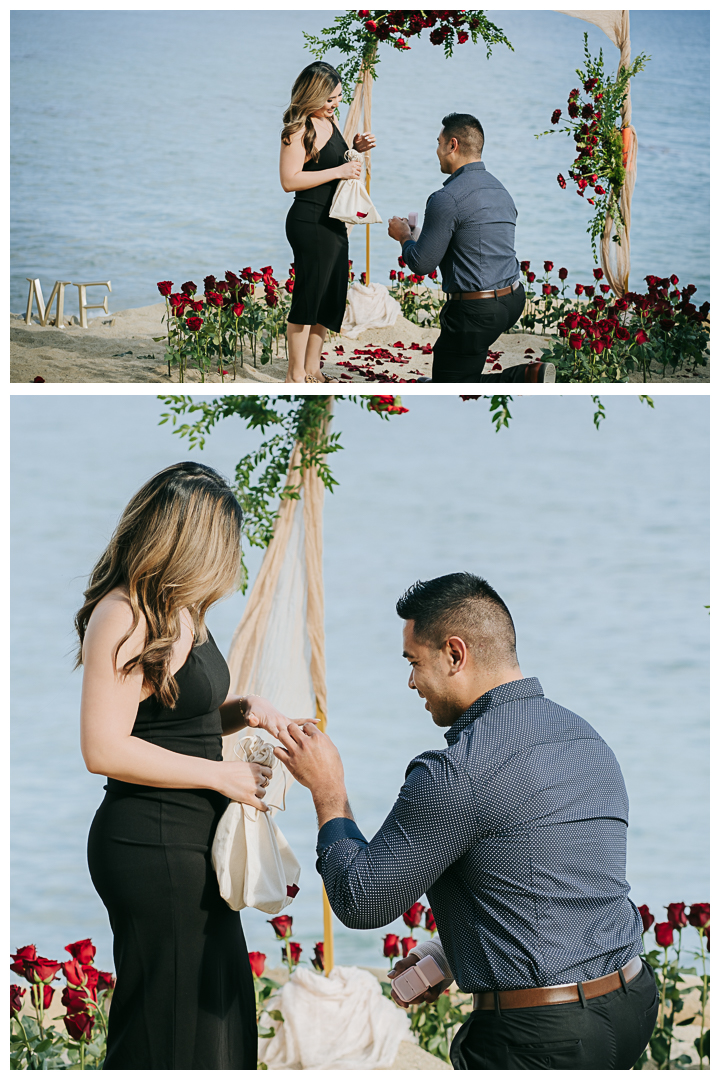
top-left (342, 57), bottom-right (376, 286)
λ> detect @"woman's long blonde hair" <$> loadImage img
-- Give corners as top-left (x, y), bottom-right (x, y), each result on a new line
top-left (281, 61), bottom-right (342, 163)
top-left (75, 462), bottom-right (243, 708)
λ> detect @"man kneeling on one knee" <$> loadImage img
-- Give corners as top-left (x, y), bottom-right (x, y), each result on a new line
top-left (274, 573), bottom-right (657, 1070)
top-left (388, 114), bottom-right (555, 384)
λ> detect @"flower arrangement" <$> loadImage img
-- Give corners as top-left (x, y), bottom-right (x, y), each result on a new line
top-left (303, 10), bottom-right (512, 97)
top-left (537, 33), bottom-right (648, 260)
top-left (156, 266), bottom-right (293, 382)
top-left (10, 938), bottom-right (115, 1069)
top-left (633, 902), bottom-right (710, 1070)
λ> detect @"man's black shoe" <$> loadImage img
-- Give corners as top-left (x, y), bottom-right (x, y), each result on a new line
top-left (524, 361), bottom-right (556, 383)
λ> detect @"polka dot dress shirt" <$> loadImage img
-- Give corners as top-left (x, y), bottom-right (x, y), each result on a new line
top-left (317, 677), bottom-right (643, 993)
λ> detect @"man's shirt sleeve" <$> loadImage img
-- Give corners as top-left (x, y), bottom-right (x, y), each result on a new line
top-left (401, 190), bottom-right (456, 277)
top-left (316, 751), bottom-right (478, 929)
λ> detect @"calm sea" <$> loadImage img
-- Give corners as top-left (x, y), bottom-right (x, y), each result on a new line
top-left (10, 10), bottom-right (709, 315)
top-left (11, 394), bottom-right (709, 971)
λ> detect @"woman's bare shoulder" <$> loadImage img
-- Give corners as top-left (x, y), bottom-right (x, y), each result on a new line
top-left (84, 588), bottom-right (146, 661)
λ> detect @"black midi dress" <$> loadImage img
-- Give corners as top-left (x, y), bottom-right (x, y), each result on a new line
top-left (87, 633), bottom-right (257, 1070)
top-left (286, 125), bottom-right (350, 332)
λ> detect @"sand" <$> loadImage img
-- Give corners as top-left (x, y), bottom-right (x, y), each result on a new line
top-left (11, 304), bottom-right (708, 384)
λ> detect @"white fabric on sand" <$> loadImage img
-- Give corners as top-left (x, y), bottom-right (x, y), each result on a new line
top-left (341, 281), bottom-right (401, 339)
top-left (258, 965), bottom-right (412, 1070)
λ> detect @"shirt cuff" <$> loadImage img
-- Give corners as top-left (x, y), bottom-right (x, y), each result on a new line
top-left (316, 816), bottom-right (367, 854)
top-left (409, 938), bottom-right (455, 989)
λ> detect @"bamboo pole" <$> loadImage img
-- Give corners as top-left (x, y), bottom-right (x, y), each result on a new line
top-left (363, 66), bottom-right (373, 285)
top-left (315, 698), bottom-right (335, 975)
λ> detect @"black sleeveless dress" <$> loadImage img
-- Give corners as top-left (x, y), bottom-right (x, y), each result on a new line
top-left (285, 124), bottom-right (350, 332)
top-left (87, 633), bottom-right (257, 1070)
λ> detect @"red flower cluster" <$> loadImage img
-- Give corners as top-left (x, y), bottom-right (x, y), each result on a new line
top-left (10, 938), bottom-right (115, 1045)
top-left (358, 10), bottom-right (480, 52)
top-left (368, 394), bottom-right (409, 414)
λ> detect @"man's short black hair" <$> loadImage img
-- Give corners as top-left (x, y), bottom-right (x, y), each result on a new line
top-left (396, 572), bottom-right (516, 670)
top-left (441, 112), bottom-right (484, 157)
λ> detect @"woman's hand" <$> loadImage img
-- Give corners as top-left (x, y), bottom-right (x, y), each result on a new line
top-left (353, 132), bottom-right (376, 154)
top-left (337, 159), bottom-right (363, 180)
top-left (244, 694), bottom-right (321, 739)
top-left (216, 761), bottom-right (273, 811)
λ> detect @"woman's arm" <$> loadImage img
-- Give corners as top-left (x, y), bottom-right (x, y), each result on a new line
top-left (80, 593), bottom-right (270, 809)
top-left (220, 693), bottom-right (321, 738)
top-left (279, 128), bottom-right (361, 193)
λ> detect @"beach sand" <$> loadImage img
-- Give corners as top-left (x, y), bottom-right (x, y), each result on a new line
top-left (12, 304), bottom-right (706, 384)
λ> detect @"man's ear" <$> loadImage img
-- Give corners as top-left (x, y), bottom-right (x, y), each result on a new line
top-left (445, 635), bottom-right (469, 672)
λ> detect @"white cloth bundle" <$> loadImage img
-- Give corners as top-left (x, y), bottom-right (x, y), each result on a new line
top-left (329, 150), bottom-right (382, 225)
top-left (211, 734), bottom-right (301, 914)
top-left (257, 965), bottom-right (413, 1070)
top-left (340, 281), bottom-right (401, 339)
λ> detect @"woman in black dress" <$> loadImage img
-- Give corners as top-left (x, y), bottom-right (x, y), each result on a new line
top-left (78, 462), bottom-right (311, 1069)
top-left (280, 62), bottom-right (376, 382)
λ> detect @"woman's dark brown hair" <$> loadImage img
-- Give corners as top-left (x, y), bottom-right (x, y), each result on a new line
top-left (281, 61), bottom-right (342, 163)
top-left (75, 462), bottom-right (242, 707)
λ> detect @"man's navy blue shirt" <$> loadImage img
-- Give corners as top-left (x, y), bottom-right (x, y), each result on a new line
top-left (401, 161), bottom-right (520, 293)
top-left (317, 678), bottom-right (643, 993)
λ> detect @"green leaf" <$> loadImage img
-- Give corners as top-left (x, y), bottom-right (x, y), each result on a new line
top-left (677, 1016), bottom-right (696, 1025)
top-left (268, 1009), bottom-right (284, 1022)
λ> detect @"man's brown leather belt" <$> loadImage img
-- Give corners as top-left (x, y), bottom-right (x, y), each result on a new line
top-left (472, 955), bottom-right (642, 1011)
top-left (448, 280), bottom-right (522, 301)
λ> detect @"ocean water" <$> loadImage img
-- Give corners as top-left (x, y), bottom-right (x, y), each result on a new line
top-left (10, 10), bottom-right (709, 315)
top-left (11, 394), bottom-right (709, 972)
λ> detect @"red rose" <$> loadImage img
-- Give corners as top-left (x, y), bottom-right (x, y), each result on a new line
top-left (400, 936), bottom-right (417, 958)
top-left (584, 286), bottom-right (595, 297)
top-left (615, 326), bottom-right (630, 341)
top-left (587, 198), bottom-right (595, 206)
top-left (635, 329), bottom-right (649, 345)
top-left (542, 283), bottom-right (551, 296)
top-left (397, 272), bottom-right (405, 281)
top-left (591, 338), bottom-right (605, 355)
top-left (365, 19), bottom-right (377, 31)
top-left (457, 30), bottom-right (469, 43)
top-left (43, 985), bottom-right (55, 1010)
top-left (600, 284), bottom-right (610, 294)
top-left (191, 300), bottom-right (203, 312)
top-left (593, 296), bottom-right (605, 310)
top-left (557, 267), bottom-right (568, 281)
top-left (10, 945), bottom-right (37, 977)
top-left (265, 289), bottom-right (279, 308)
top-left (289, 942), bottom-right (302, 964)
top-left (285, 278), bottom-right (294, 293)
top-left (429, 269), bottom-right (438, 280)
top-left (311, 943), bottom-right (324, 972)
top-left (203, 275), bottom-right (217, 293)
top-left (10, 985), bottom-right (25, 1017)
top-left (520, 260), bottom-right (530, 273)
top-left (97, 971), bottom-right (116, 992)
top-left (551, 109), bottom-right (562, 124)
top-left (614, 298), bottom-right (629, 311)
top-left (240, 267), bottom-right (253, 280)
top-left (248, 952), bottom-right (266, 978)
top-left (403, 903), bottom-right (425, 929)
top-left (688, 903), bottom-right (710, 928)
top-left (569, 88), bottom-right (580, 100)
top-left (181, 281), bottom-right (197, 297)
top-left (425, 909), bottom-right (436, 933)
top-left (569, 332), bottom-right (583, 350)
top-left (398, 256), bottom-right (406, 268)
top-left (670, 274), bottom-right (679, 286)
top-left (638, 905), bottom-right (654, 933)
top-left (568, 102), bottom-right (579, 119)
top-left (225, 271), bottom-right (241, 288)
top-left (655, 922), bottom-right (674, 948)
top-left (232, 302), bottom-right (245, 318)
top-left (544, 261), bottom-right (553, 273)
top-left (64, 1011), bottom-right (95, 1042)
top-left (269, 916), bottom-right (293, 939)
top-left (205, 291), bottom-right (224, 308)
top-left (565, 312), bottom-right (579, 329)
top-left (593, 268), bottom-right (604, 280)
top-left (186, 316), bottom-right (203, 332)
top-left (389, 270), bottom-right (397, 280)
top-left (594, 185), bottom-right (605, 195)
top-left (61, 985), bottom-right (96, 1014)
top-left (667, 903), bottom-right (688, 930)
top-left (383, 934), bottom-right (401, 958)
top-left (526, 271), bottom-right (536, 283)
top-left (25, 957), bottom-right (62, 984)
top-left (157, 281), bottom-right (173, 297)
top-left (65, 940), bottom-right (96, 966)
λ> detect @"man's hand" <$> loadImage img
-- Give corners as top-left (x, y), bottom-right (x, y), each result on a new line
top-left (273, 723), bottom-right (352, 827)
top-left (388, 216), bottom-right (412, 244)
top-left (388, 955), bottom-right (445, 1009)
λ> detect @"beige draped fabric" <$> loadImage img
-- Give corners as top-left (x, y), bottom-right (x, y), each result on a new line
top-left (556, 10), bottom-right (636, 294)
top-left (342, 67), bottom-right (374, 272)
top-left (224, 405), bottom-right (333, 967)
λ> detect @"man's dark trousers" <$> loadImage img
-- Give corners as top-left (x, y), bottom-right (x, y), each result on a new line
top-left (450, 959), bottom-right (659, 1070)
top-left (432, 284), bottom-right (526, 382)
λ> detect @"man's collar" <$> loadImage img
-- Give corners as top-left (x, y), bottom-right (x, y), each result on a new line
top-left (443, 160), bottom-right (486, 186)
top-left (444, 677), bottom-right (544, 744)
